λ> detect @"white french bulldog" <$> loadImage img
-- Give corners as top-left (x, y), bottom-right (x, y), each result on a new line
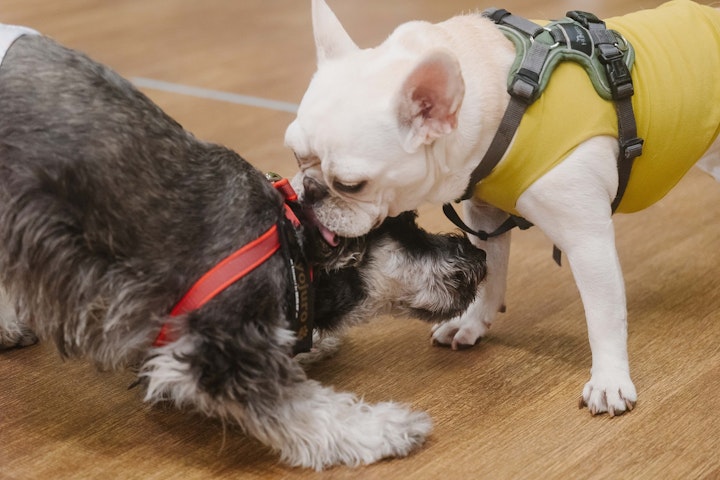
top-left (285, 0), bottom-right (720, 417)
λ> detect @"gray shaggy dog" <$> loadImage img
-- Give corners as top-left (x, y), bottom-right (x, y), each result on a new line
top-left (0, 27), bottom-right (487, 470)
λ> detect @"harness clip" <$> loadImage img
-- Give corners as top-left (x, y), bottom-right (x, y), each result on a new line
top-left (597, 44), bottom-right (634, 99)
top-left (509, 68), bottom-right (540, 103)
top-left (621, 136), bottom-right (644, 160)
top-left (566, 10), bottom-right (604, 28)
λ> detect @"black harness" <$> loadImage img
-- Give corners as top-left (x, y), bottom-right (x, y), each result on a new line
top-left (267, 173), bottom-right (315, 355)
top-left (443, 9), bottom-right (643, 264)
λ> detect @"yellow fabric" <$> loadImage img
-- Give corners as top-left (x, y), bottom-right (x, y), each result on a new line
top-left (474, 0), bottom-right (720, 215)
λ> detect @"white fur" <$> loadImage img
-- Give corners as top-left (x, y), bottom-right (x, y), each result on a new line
top-left (0, 287), bottom-right (36, 349)
top-left (286, 0), bottom-right (720, 416)
top-left (295, 331), bottom-right (343, 366)
top-left (431, 201), bottom-right (510, 348)
top-left (219, 382), bottom-right (431, 471)
top-left (698, 152), bottom-right (720, 181)
top-left (140, 329), bottom-right (431, 470)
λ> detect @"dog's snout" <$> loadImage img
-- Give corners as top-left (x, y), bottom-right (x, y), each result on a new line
top-left (303, 176), bottom-right (329, 204)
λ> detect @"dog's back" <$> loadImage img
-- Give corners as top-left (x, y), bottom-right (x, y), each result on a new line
top-left (0, 34), bottom-right (284, 362)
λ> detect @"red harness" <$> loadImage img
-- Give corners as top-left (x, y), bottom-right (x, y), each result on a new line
top-left (152, 176), bottom-right (307, 348)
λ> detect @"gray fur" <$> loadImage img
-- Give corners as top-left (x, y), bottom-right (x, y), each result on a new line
top-left (0, 34), bottom-right (486, 469)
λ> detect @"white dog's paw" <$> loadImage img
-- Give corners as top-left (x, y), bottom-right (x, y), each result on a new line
top-left (431, 315), bottom-right (489, 350)
top-left (295, 332), bottom-right (343, 366)
top-left (360, 402), bottom-right (432, 460)
top-left (282, 400), bottom-right (432, 470)
top-left (579, 373), bottom-right (637, 416)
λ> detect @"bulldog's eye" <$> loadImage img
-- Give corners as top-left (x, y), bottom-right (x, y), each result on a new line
top-left (332, 179), bottom-right (367, 194)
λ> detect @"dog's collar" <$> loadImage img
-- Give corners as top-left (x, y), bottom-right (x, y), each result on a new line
top-left (153, 175), bottom-right (314, 355)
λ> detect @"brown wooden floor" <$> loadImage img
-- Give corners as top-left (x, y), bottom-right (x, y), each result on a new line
top-left (2, 1), bottom-right (719, 478)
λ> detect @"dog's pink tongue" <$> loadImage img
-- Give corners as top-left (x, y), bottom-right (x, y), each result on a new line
top-left (319, 225), bottom-right (339, 247)
top-left (304, 207), bottom-right (339, 246)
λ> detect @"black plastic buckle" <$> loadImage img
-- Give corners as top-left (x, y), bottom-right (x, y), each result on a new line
top-left (621, 137), bottom-right (644, 160)
top-left (598, 44), bottom-right (633, 100)
top-left (509, 215), bottom-right (534, 231)
top-left (566, 10), bottom-right (604, 29)
top-left (509, 68), bottom-right (540, 103)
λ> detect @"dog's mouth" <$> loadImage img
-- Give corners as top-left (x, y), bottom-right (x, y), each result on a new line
top-left (303, 206), bottom-right (339, 247)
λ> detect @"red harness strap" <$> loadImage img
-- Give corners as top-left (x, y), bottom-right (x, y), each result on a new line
top-left (152, 177), bottom-right (301, 348)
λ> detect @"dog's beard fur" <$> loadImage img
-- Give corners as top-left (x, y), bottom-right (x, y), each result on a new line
top-left (312, 211), bottom-right (486, 330)
top-left (0, 33), bottom-right (486, 469)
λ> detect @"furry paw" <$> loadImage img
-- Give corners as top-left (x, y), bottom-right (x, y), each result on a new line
top-left (287, 400), bottom-right (432, 470)
top-left (0, 326), bottom-right (38, 350)
top-left (358, 402), bottom-right (432, 461)
top-left (431, 316), bottom-right (489, 350)
top-left (579, 373), bottom-right (637, 416)
top-left (295, 332), bottom-right (343, 366)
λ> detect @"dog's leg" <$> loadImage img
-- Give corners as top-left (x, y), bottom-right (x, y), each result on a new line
top-left (294, 330), bottom-right (344, 366)
top-left (517, 136), bottom-right (637, 416)
top-left (431, 201), bottom-right (509, 349)
top-left (0, 286), bottom-right (37, 350)
top-left (140, 330), bottom-right (431, 470)
top-left (233, 375), bottom-right (431, 470)
top-left (697, 143), bottom-right (720, 182)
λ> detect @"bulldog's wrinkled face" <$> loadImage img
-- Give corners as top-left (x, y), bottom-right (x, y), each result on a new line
top-left (285, 65), bottom-right (424, 238)
top-left (285, 0), bottom-right (465, 238)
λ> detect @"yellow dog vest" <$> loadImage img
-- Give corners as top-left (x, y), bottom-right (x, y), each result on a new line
top-left (474, 0), bottom-right (720, 215)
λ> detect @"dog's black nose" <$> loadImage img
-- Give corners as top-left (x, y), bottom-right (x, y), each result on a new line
top-left (303, 176), bottom-right (329, 203)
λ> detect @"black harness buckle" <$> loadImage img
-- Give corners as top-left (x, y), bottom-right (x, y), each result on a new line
top-left (566, 10), bottom-right (604, 29)
top-left (509, 68), bottom-right (540, 103)
top-left (621, 136), bottom-right (644, 160)
top-left (597, 44), bottom-right (634, 100)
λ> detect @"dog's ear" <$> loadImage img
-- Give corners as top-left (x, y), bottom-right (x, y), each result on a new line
top-left (312, 0), bottom-right (359, 64)
top-left (396, 50), bottom-right (465, 153)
